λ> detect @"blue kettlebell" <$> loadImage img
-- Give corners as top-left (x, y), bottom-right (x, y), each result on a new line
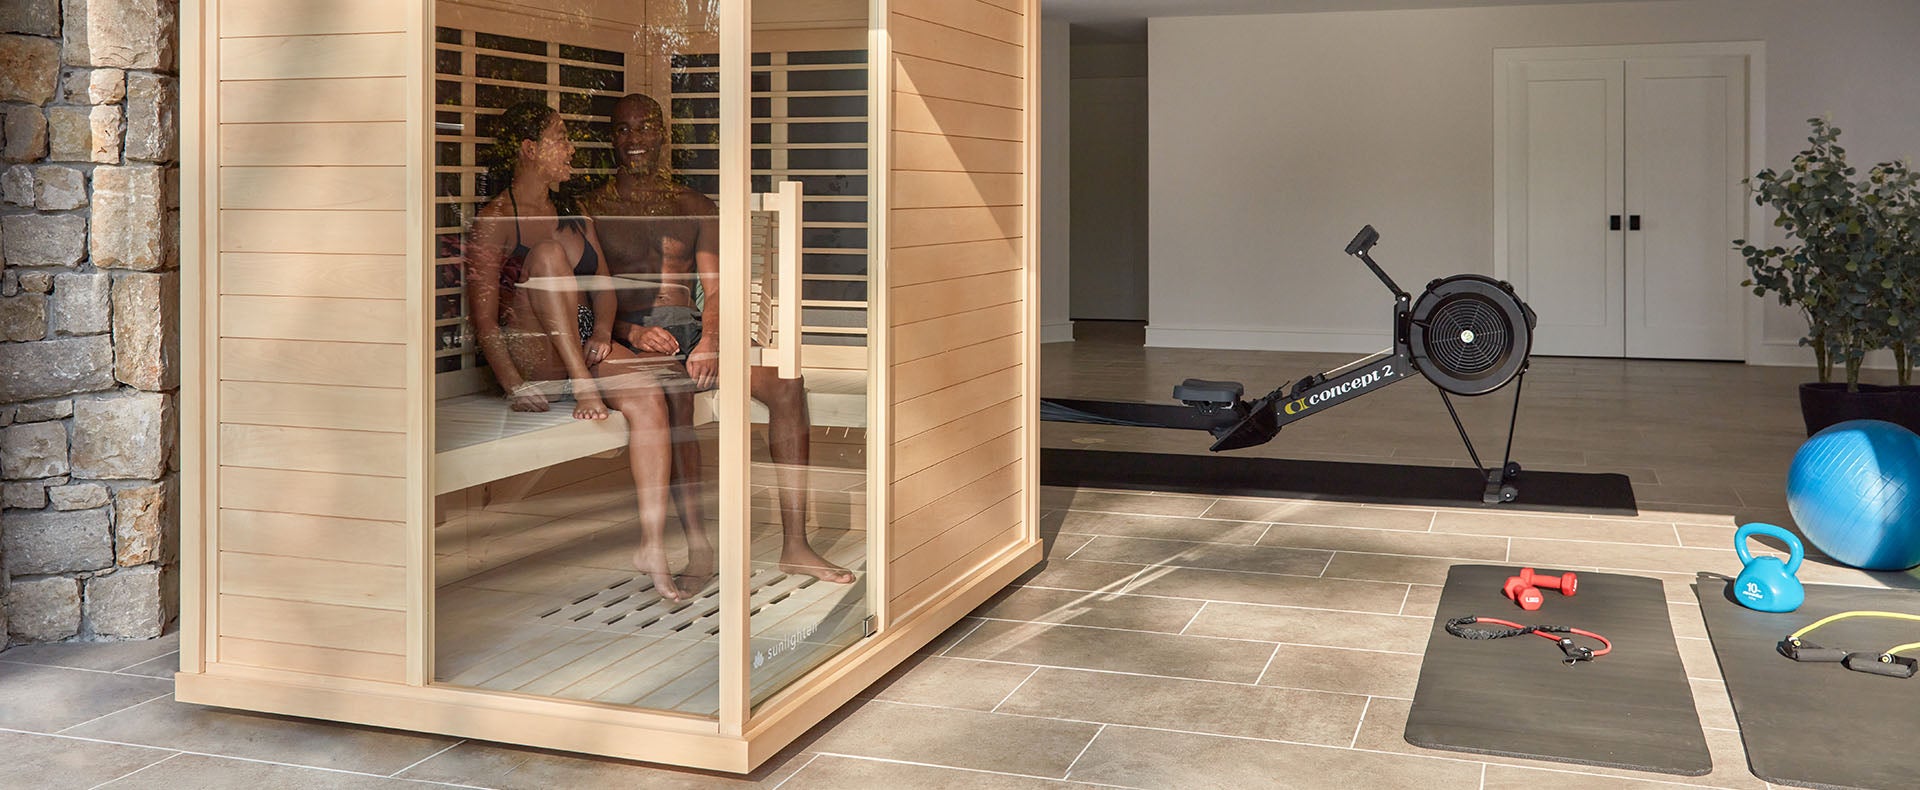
top-left (1732, 523), bottom-right (1805, 613)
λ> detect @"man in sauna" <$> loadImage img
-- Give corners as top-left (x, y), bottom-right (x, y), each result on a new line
top-left (463, 101), bottom-right (691, 601)
top-left (583, 93), bottom-right (856, 589)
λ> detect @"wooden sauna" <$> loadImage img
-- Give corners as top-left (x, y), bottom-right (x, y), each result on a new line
top-left (175, 0), bottom-right (1041, 771)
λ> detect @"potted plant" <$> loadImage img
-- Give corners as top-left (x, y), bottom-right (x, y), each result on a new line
top-left (1738, 118), bottom-right (1920, 435)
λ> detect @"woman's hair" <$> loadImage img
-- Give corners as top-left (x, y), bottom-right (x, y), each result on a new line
top-left (479, 100), bottom-right (561, 198)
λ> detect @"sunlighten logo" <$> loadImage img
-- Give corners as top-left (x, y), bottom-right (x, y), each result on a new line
top-left (1283, 367), bottom-right (1391, 415)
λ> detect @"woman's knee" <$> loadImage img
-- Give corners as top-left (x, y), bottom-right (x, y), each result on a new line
top-left (525, 242), bottom-right (571, 277)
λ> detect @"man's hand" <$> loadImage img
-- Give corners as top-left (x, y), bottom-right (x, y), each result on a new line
top-left (686, 337), bottom-right (719, 390)
top-left (626, 324), bottom-right (680, 355)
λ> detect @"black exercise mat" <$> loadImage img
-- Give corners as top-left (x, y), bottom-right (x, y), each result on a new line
top-left (1694, 574), bottom-right (1920, 790)
top-left (1041, 448), bottom-right (1637, 515)
top-left (1406, 565), bottom-right (1710, 775)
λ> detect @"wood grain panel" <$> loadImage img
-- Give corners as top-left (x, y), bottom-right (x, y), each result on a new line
top-left (221, 252), bottom-right (407, 299)
top-left (891, 0), bottom-right (1022, 46)
top-left (890, 521), bottom-right (1022, 618)
top-left (221, 552), bottom-right (408, 610)
top-left (888, 237), bottom-right (1021, 287)
top-left (893, 364), bottom-right (1020, 438)
top-left (894, 93), bottom-right (1023, 142)
top-left (220, 210), bottom-right (406, 255)
top-left (974, 0), bottom-right (1021, 11)
top-left (893, 396), bottom-right (1020, 480)
top-left (892, 333), bottom-right (1020, 402)
top-left (220, 466), bottom-right (409, 523)
top-left (220, 123), bottom-right (407, 166)
top-left (220, 78), bottom-right (406, 123)
top-left (890, 461), bottom-right (1019, 557)
top-left (220, 34), bottom-right (410, 80)
top-left (894, 55), bottom-right (1021, 110)
top-left (890, 492), bottom-right (1021, 594)
top-left (892, 131), bottom-right (1022, 174)
top-left (221, 167), bottom-right (407, 211)
top-left (219, 381), bottom-right (408, 432)
top-left (891, 428), bottom-right (1019, 515)
top-left (888, 14), bottom-right (1021, 77)
top-left (892, 269), bottom-right (1021, 325)
top-left (217, 594), bottom-right (406, 655)
top-left (220, 509), bottom-right (407, 566)
top-left (892, 302), bottom-right (1020, 364)
top-left (220, 295), bottom-right (408, 344)
top-left (220, 338), bottom-right (405, 388)
top-left (893, 171), bottom-right (1022, 210)
top-left (890, 206), bottom-right (1021, 250)
top-left (220, 424), bottom-right (408, 478)
top-left (217, 636), bottom-right (406, 683)
top-left (221, 0), bottom-right (409, 37)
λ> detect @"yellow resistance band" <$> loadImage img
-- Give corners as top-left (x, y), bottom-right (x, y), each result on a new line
top-left (1788, 610), bottom-right (1920, 659)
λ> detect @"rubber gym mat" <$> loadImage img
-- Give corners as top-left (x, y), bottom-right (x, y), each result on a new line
top-left (1693, 574), bottom-right (1920, 789)
top-left (1041, 448), bottom-right (1637, 515)
top-left (1405, 565), bottom-right (1710, 775)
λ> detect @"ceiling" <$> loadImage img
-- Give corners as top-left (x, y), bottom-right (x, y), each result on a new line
top-left (1045, 0), bottom-right (1662, 42)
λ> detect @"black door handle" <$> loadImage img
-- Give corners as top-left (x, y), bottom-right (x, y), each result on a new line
top-left (1610, 215), bottom-right (1621, 231)
top-left (1629, 215), bottom-right (1642, 231)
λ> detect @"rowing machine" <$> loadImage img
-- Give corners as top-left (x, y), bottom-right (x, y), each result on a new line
top-left (1041, 225), bottom-right (1538, 504)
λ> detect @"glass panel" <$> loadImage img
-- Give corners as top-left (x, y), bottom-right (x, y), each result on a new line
top-left (742, 1), bottom-right (872, 711)
top-left (430, 0), bottom-right (735, 719)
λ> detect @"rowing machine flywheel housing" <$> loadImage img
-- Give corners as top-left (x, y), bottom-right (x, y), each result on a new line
top-left (1409, 275), bottom-right (1536, 396)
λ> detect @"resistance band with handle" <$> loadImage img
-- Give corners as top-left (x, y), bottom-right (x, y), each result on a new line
top-left (1778, 610), bottom-right (1920, 678)
top-left (1445, 615), bottom-right (1613, 665)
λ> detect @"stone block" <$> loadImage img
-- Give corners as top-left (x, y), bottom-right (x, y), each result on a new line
top-left (18, 270), bottom-right (52, 293)
top-left (1, 163), bottom-right (31, 205)
top-left (50, 271), bottom-right (109, 336)
top-left (90, 166), bottom-right (166, 270)
top-left (33, 164), bottom-right (86, 210)
top-left (1, 420), bottom-right (68, 479)
top-left (70, 392), bottom-right (170, 480)
top-left (62, 0), bottom-right (174, 71)
top-left (1, 0), bottom-right (60, 36)
top-left (113, 477), bottom-right (172, 566)
top-left (112, 271), bottom-right (176, 390)
top-left (2, 479), bottom-right (49, 509)
top-left (124, 71), bottom-right (174, 163)
top-left (1, 213), bottom-right (86, 267)
top-left (0, 293), bottom-right (46, 341)
top-left (47, 104), bottom-right (121, 163)
top-left (12, 399), bottom-right (71, 422)
top-left (3, 508), bottom-right (111, 574)
top-left (7, 576), bottom-right (80, 641)
top-left (0, 34), bottom-right (60, 104)
top-left (2, 106), bottom-right (48, 162)
top-left (0, 334), bottom-right (114, 402)
top-left (60, 67), bottom-right (125, 104)
top-left (49, 482), bottom-right (108, 510)
top-left (0, 270), bottom-right (16, 297)
top-left (87, 564), bottom-right (164, 638)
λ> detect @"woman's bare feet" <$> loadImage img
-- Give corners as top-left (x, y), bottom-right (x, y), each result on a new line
top-left (633, 543), bottom-right (684, 601)
top-left (574, 389), bottom-right (610, 420)
top-left (779, 540), bottom-right (854, 584)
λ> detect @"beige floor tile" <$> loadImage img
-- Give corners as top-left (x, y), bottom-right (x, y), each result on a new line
top-left (98, 753), bottom-right (434, 789)
top-left (778, 755), bottom-right (1082, 789)
top-left (1257, 643), bottom-right (1423, 699)
top-left (1011, 557), bottom-right (1154, 593)
top-left (1064, 534), bottom-right (1333, 577)
top-left (997, 666), bottom-right (1368, 746)
top-left (1401, 584), bottom-right (1443, 617)
top-left (1257, 522), bottom-right (1508, 560)
top-left (1322, 552), bottom-right (1461, 585)
top-left (805, 699), bottom-right (1100, 779)
top-left (1065, 725), bottom-right (1482, 789)
top-left (1040, 487), bottom-right (1217, 518)
top-left (1051, 509), bottom-right (1270, 545)
top-left (1431, 511), bottom-right (1680, 545)
top-left (972, 585), bottom-right (1208, 634)
top-left (945, 619), bottom-right (1276, 683)
top-left (63, 696), bottom-right (462, 776)
top-left (0, 629), bottom-right (181, 673)
top-left (921, 617), bottom-right (989, 656)
top-left (861, 655), bottom-right (1038, 711)
top-left (1509, 539), bottom-right (1747, 576)
top-left (1203, 499), bottom-right (1436, 531)
top-left (1186, 603), bottom-right (1432, 654)
top-left (0, 663), bottom-right (174, 733)
top-left (1115, 565), bottom-right (1409, 613)
top-left (1674, 637), bottom-right (1725, 681)
top-left (398, 739), bottom-right (803, 789)
top-left (0, 730), bottom-right (174, 790)
top-left (1690, 678), bottom-right (1737, 732)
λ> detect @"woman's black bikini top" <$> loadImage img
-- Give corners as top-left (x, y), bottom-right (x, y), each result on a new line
top-left (491, 190), bottom-right (597, 324)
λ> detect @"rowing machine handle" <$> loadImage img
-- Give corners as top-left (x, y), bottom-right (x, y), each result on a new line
top-left (1345, 225), bottom-right (1380, 256)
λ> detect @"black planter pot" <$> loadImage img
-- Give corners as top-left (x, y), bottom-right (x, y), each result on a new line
top-left (1799, 382), bottom-right (1920, 436)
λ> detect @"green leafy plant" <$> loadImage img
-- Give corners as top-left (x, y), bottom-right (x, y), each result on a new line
top-left (1737, 118), bottom-right (1920, 389)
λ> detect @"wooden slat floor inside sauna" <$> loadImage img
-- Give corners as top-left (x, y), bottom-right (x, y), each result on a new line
top-left (433, 524), bottom-right (869, 714)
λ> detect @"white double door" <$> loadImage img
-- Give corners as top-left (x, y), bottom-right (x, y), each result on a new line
top-left (1501, 52), bottom-right (1748, 359)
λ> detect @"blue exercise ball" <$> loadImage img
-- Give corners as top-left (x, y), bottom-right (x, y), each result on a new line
top-left (1787, 419), bottom-right (1920, 571)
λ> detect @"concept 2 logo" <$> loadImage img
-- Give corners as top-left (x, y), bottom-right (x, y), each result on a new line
top-left (1282, 365), bottom-right (1394, 416)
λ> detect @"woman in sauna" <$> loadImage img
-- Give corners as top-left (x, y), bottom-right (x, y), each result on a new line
top-left (464, 100), bottom-right (697, 602)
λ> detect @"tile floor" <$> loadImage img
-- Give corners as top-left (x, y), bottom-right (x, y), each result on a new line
top-left (4, 325), bottom-right (1916, 789)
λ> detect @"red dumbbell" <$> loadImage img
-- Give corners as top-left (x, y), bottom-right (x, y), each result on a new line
top-left (1502, 567), bottom-right (1578, 611)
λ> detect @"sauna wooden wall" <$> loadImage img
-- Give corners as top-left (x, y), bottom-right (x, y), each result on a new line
top-left (884, 0), bottom-right (1031, 621)
top-left (194, 0), bottom-right (422, 683)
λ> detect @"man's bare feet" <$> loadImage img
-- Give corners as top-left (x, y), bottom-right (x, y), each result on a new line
top-left (778, 541), bottom-right (854, 584)
top-left (675, 538), bottom-right (717, 598)
top-left (634, 543), bottom-right (684, 601)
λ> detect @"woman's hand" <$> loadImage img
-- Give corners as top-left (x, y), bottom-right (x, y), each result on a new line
top-left (584, 335), bottom-right (613, 367)
top-left (686, 336), bottom-right (719, 390)
top-left (507, 382), bottom-right (550, 412)
top-left (626, 324), bottom-right (681, 355)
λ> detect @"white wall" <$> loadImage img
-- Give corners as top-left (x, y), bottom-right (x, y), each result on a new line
top-left (1041, 19), bottom-right (1074, 342)
top-left (1147, 0), bottom-right (1920, 363)
top-left (1071, 40), bottom-right (1150, 321)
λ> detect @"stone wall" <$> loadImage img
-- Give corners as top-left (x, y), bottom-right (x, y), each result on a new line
top-left (1, 0), bottom-right (179, 648)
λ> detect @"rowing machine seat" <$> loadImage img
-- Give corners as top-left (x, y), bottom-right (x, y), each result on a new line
top-left (1174, 379), bottom-right (1244, 407)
